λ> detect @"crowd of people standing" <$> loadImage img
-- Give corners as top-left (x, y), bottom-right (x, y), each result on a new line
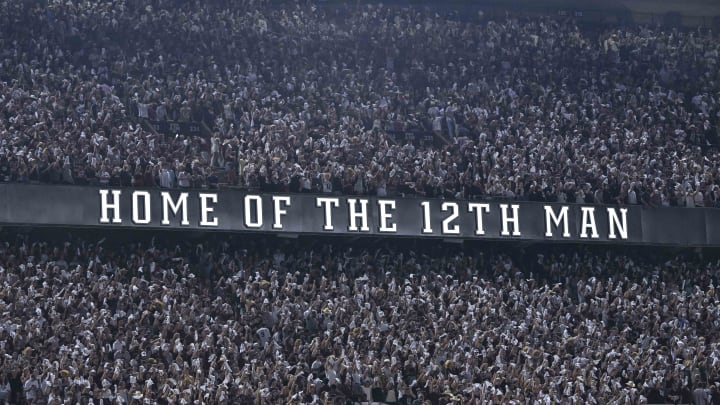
top-left (0, 231), bottom-right (719, 404)
top-left (0, 0), bottom-right (719, 206)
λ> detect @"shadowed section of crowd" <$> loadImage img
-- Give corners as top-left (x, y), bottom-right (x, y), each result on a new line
top-left (0, 0), bottom-right (719, 207)
top-left (0, 232), bottom-right (719, 404)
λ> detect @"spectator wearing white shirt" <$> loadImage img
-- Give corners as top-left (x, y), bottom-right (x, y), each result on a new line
top-left (695, 188), bottom-right (705, 207)
top-left (159, 163), bottom-right (176, 189)
top-left (628, 184), bottom-right (638, 205)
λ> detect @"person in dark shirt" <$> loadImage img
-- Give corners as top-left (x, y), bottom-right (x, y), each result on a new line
top-left (710, 385), bottom-right (720, 405)
top-left (9, 370), bottom-right (21, 405)
top-left (44, 161), bottom-right (62, 184)
top-left (109, 168), bottom-right (122, 187)
top-left (207, 172), bottom-right (219, 189)
top-left (133, 167), bottom-right (144, 187)
top-left (0, 157), bottom-right (9, 182)
top-left (120, 165), bottom-right (133, 187)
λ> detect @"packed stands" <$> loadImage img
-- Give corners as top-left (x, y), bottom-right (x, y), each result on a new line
top-left (0, 231), bottom-right (719, 404)
top-left (2, 0), bottom-right (720, 404)
top-left (0, 0), bottom-right (719, 206)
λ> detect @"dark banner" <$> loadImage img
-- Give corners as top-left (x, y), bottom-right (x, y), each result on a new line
top-left (144, 120), bottom-right (208, 137)
top-left (0, 184), bottom-right (719, 246)
top-left (386, 129), bottom-right (441, 147)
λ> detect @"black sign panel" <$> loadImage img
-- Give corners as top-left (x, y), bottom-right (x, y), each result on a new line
top-left (386, 130), bottom-right (442, 147)
top-left (144, 121), bottom-right (207, 137)
top-left (0, 184), bottom-right (717, 246)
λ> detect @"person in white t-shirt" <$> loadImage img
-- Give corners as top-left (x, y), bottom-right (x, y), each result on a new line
top-left (159, 163), bottom-right (176, 188)
top-left (156, 103), bottom-right (167, 121)
top-left (0, 375), bottom-right (10, 403)
top-left (628, 184), bottom-right (638, 205)
top-left (177, 170), bottom-right (191, 188)
top-left (694, 189), bottom-right (704, 207)
top-left (137, 103), bottom-right (149, 119)
top-left (23, 373), bottom-right (39, 404)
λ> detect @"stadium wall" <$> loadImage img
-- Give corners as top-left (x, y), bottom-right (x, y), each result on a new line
top-left (308, 0), bottom-right (720, 26)
top-left (2, 184), bottom-right (719, 247)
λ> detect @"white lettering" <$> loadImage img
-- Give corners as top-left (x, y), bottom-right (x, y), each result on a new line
top-left (607, 207), bottom-right (628, 240)
top-left (580, 207), bottom-right (599, 239)
top-left (99, 189), bottom-right (122, 224)
top-left (316, 197), bottom-right (340, 231)
top-left (420, 201), bottom-right (433, 234)
top-left (161, 192), bottom-right (189, 226)
top-left (500, 204), bottom-right (521, 236)
top-left (132, 191), bottom-right (151, 224)
top-left (272, 196), bottom-right (291, 230)
top-left (199, 193), bottom-right (219, 227)
top-left (544, 205), bottom-right (570, 238)
top-left (377, 200), bottom-right (397, 233)
top-left (244, 195), bottom-right (263, 228)
top-left (467, 203), bottom-right (490, 235)
top-left (347, 199), bottom-right (370, 232)
top-left (441, 202), bottom-right (460, 235)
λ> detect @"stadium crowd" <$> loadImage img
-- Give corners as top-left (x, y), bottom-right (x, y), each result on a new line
top-left (0, 0), bottom-right (720, 206)
top-left (0, 232), bottom-right (718, 404)
top-left (3, 2), bottom-right (720, 405)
